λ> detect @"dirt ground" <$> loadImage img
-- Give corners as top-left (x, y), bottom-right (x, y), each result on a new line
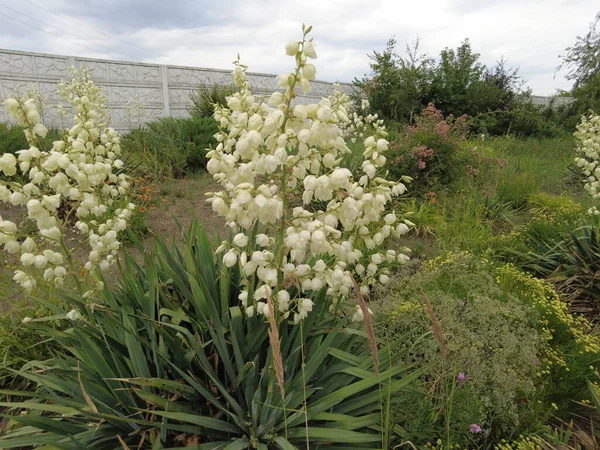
top-left (141, 173), bottom-right (227, 244)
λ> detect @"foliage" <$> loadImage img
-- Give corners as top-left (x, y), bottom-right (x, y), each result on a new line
top-left (355, 37), bottom-right (434, 123)
top-left (558, 12), bottom-right (600, 120)
top-left (0, 68), bottom-right (134, 295)
top-left (473, 136), bottom-right (579, 200)
top-left (375, 252), bottom-right (600, 448)
top-left (386, 104), bottom-right (471, 193)
top-left (0, 304), bottom-right (60, 395)
top-left (357, 38), bottom-right (551, 136)
top-left (189, 82), bottom-right (237, 118)
top-left (0, 222), bottom-right (422, 449)
top-left (430, 40), bottom-right (501, 119)
top-left (502, 212), bottom-right (600, 317)
top-left (494, 263), bottom-right (600, 418)
top-left (495, 170), bottom-right (539, 209)
top-left (375, 253), bottom-right (544, 447)
top-left (527, 192), bottom-right (583, 219)
top-left (121, 116), bottom-right (218, 179)
top-left (435, 191), bottom-right (516, 253)
top-left (0, 122), bottom-right (61, 157)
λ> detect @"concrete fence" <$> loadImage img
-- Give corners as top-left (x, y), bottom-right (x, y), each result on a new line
top-left (530, 95), bottom-right (573, 108)
top-left (0, 48), bottom-right (353, 131)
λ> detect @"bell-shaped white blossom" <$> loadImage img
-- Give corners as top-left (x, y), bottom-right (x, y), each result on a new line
top-left (205, 26), bottom-right (411, 323)
top-left (575, 114), bottom-right (600, 215)
top-left (1, 68), bottom-right (134, 292)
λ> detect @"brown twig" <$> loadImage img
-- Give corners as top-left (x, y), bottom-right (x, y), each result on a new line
top-left (266, 292), bottom-right (285, 399)
top-left (420, 288), bottom-right (447, 359)
top-left (351, 276), bottom-right (379, 377)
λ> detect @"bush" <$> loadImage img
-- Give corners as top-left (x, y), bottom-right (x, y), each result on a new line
top-left (527, 192), bottom-right (583, 219)
top-left (386, 104), bottom-right (474, 194)
top-left (0, 304), bottom-right (61, 395)
top-left (121, 116), bottom-right (218, 179)
top-left (494, 263), bottom-right (600, 418)
top-left (0, 222), bottom-right (422, 449)
top-left (189, 82), bottom-right (236, 118)
top-left (375, 253), bottom-right (543, 447)
top-left (0, 122), bottom-right (61, 155)
top-left (501, 212), bottom-right (600, 317)
top-left (357, 37), bottom-right (558, 137)
top-left (374, 252), bottom-right (600, 448)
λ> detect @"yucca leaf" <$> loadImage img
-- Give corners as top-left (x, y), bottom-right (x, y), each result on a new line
top-left (222, 437), bottom-right (252, 449)
top-left (148, 410), bottom-right (240, 434)
top-left (286, 426), bottom-right (381, 443)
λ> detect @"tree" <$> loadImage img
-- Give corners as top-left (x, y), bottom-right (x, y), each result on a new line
top-left (560, 12), bottom-right (600, 89)
top-left (357, 37), bottom-right (551, 136)
top-left (429, 39), bottom-right (486, 117)
top-left (355, 38), bottom-right (434, 122)
top-left (559, 12), bottom-right (600, 123)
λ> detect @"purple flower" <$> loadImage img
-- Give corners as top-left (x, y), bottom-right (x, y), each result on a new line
top-left (470, 424), bottom-right (482, 434)
top-left (457, 372), bottom-right (466, 381)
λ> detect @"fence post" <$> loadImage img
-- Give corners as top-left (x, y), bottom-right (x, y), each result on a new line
top-left (160, 64), bottom-right (170, 117)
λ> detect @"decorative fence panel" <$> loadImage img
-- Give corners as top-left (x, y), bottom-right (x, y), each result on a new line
top-left (0, 48), bottom-right (352, 130)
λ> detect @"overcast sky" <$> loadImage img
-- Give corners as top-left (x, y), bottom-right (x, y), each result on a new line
top-left (0, 0), bottom-right (597, 95)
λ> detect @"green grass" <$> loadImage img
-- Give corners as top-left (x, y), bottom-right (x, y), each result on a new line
top-left (479, 136), bottom-right (579, 196)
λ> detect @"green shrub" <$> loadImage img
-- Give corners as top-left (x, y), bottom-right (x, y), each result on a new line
top-left (357, 37), bottom-right (558, 137)
top-left (0, 304), bottom-right (61, 396)
top-left (495, 170), bottom-right (539, 209)
top-left (494, 263), bottom-right (600, 417)
top-left (527, 192), bottom-right (583, 219)
top-left (121, 116), bottom-right (218, 179)
top-left (375, 252), bottom-right (600, 448)
top-left (502, 212), bottom-right (600, 316)
top-left (0, 222), bottom-right (421, 449)
top-left (386, 104), bottom-right (471, 194)
top-left (0, 122), bottom-right (61, 155)
top-left (189, 82), bottom-right (236, 118)
top-left (375, 253), bottom-right (544, 447)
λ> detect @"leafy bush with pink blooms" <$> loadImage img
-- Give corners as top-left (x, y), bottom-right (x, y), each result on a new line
top-left (386, 103), bottom-right (475, 194)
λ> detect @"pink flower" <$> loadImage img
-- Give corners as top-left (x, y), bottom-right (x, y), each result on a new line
top-left (418, 160), bottom-right (426, 170)
top-left (470, 424), bottom-right (482, 434)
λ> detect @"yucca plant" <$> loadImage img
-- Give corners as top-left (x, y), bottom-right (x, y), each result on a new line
top-left (0, 221), bottom-right (421, 449)
top-left (506, 214), bottom-right (600, 316)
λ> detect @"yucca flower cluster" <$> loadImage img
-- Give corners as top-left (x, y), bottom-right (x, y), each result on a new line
top-left (1, 68), bottom-right (134, 293)
top-left (338, 96), bottom-right (387, 144)
top-left (206, 25), bottom-right (412, 323)
top-left (574, 113), bottom-right (600, 215)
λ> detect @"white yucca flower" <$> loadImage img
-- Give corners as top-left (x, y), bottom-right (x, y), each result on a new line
top-left (1, 68), bottom-right (134, 293)
top-left (205, 26), bottom-right (413, 323)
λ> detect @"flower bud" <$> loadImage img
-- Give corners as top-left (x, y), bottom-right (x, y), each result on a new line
top-left (270, 91), bottom-right (285, 105)
top-left (3, 98), bottom-right (19, 114)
